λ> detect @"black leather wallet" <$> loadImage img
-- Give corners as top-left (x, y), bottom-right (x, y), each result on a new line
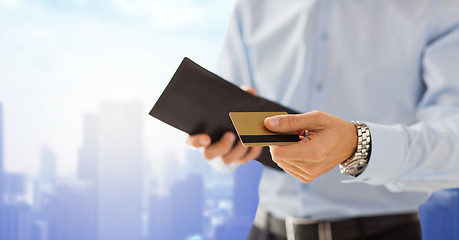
top-left (149, 57), bottom-right (299, 170)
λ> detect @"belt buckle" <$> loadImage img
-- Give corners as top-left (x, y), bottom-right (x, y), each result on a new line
top-left (285, 217), bottom-right (332, 240)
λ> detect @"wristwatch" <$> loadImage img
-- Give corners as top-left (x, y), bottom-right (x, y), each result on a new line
top-left (339, 121), bottom-right (371, 177)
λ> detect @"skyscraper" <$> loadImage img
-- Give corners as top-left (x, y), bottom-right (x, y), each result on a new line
top-left (1, 202), bottom-right (32, 240)
top-left (169, 174), bottom-right (205, 239)
top-left (0, 103), bottom-right (4, 204)
top-left (148, 174), bottom-right (204, 240)
top-left (215, 161), bottom-right (263, 240)
top-left (0, 103), bottom-right (4, 238)
top-left (75, 113), bottom-right (100, 240)
top-left (48, 181), bottom-right (97, 240)
top-left (147, 193), bottom-right (172, 240)
top-left (233, 161), bottom-right (262, 216)
top-left (97, 101), bottom-right (143, 240)
top-left (33, 145), bottom-right (58, 220)
top-left (3, 173), bottom-right (26, 202)
top-left (78, 113), bottom-right (99, 182)
top-left (39, 145), bottom-right (57, 195)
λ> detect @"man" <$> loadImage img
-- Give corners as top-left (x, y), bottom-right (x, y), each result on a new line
top-left (187, 0), bottom-right (459, 239)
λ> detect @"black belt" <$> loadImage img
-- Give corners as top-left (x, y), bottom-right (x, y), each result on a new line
top-left (253, 207), bottom-right (420, 240)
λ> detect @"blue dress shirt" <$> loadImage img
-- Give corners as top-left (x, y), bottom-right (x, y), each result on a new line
top-left (214, 0), bottom-right (459, 220)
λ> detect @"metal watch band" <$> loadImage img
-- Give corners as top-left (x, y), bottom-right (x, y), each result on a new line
top-left (339, 121), bottom-right (371, 177)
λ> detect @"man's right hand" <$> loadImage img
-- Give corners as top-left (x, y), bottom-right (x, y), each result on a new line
top-left (186, 131), bottom-right (262, 165)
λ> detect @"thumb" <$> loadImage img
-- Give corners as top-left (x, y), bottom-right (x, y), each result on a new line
top-left (264, 111), bottom-right (328, 133)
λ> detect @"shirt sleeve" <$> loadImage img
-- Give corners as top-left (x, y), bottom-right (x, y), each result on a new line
top-left (348, 3), bottom-right (459, 192)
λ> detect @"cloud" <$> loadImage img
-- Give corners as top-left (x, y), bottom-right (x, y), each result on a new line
top-left (0, 0), bottom-right (45, 13)
top-left (0, 0), bottom-right (25, 9)
top-left (106, 0), bottom-right (235, 28)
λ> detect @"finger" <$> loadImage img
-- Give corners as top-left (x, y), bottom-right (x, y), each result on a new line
top-left (282, 168), bottom-right (312, 184)
top-left (240, 85), bottom-right (257, 95)
top-left (281, 159), bottom-right (327, 177)
top-left (237, 146), bottom-right (263, 164)
top-left (202, 132), bottom-right (236, 160)
top-left (276, 160), bottom-right (313, 183)
top-left (186, 134), bottom-right (211, 148)
top-left (269, 140), bottom-right (319, 163)
top-left (275, 159), bottom-right (315, 179)
top-left (264, 111), bottom-right (330, 133)
top-left (221, 140), bottom-right (250, 164)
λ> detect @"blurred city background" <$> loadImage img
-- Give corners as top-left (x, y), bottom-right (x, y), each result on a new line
top-left (0, 0), bottom-right (458, 240)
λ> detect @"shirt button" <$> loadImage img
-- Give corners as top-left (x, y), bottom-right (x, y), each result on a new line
top-left (321, 32), bottom-right (328, 40)
top-left (315, 83), bottom-right (323, 91)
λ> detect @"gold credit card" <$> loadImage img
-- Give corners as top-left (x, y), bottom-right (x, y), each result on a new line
top-left (229, 112), bottom-right (301, 147)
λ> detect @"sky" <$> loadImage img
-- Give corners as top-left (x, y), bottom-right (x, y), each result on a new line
top-left (0, 0), bottom-right (236, 175)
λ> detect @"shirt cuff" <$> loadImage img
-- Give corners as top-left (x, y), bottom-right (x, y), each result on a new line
top-left (342, 122), bottom-right (406, 185)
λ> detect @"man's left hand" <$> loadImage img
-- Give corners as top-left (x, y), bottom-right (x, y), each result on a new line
top-left (264, 111), bottom-right (358, 183)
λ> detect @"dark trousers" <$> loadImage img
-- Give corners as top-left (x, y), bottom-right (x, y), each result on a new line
top-left (246, 220), bottom-right (422, 240)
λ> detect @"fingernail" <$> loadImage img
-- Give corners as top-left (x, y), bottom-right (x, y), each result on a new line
top-left (199, 138), bottom-right (209, 146)
top-left (266, 117), bottom-right (279, 127)
top-left (226, 133), bottom-right (236, 142)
